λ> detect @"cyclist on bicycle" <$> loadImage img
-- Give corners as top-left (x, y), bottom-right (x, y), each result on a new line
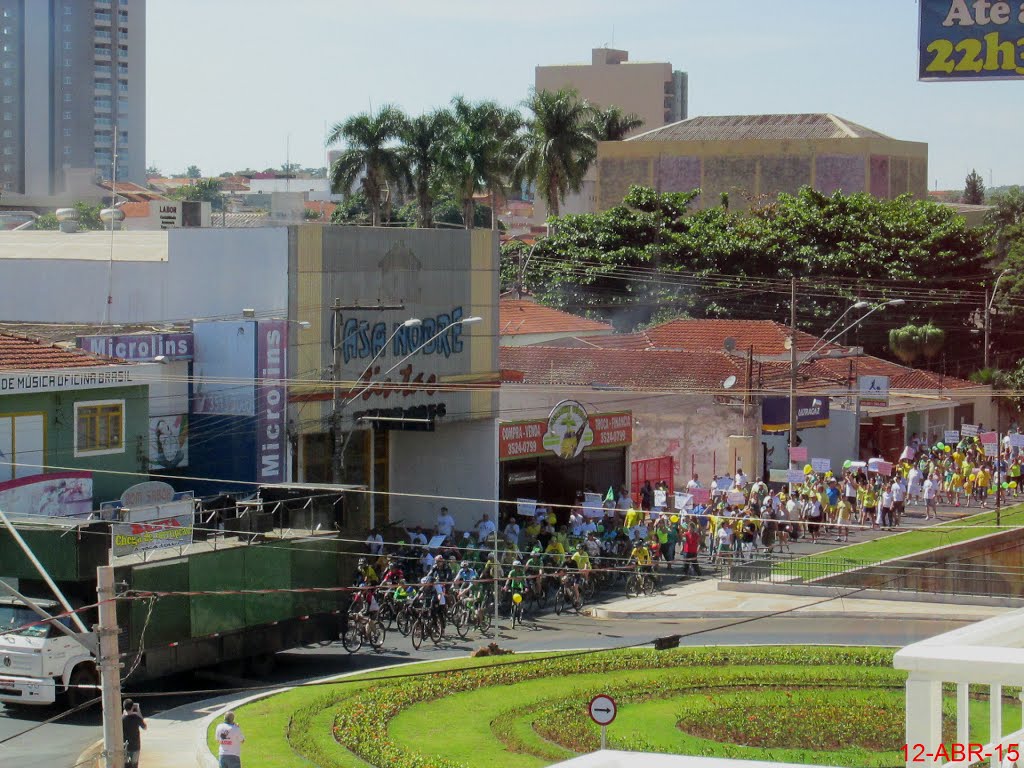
top-left (503, 559), bottom-right (527, 615)
top-left (560, 555), bottom-right (582, 607)
top-left (453, 560), bottom-right (478, 601)
top-left (524, 547), bottom-right (545, 600)
top-left (480, 551), bottom-right (502, 587)
top-left (379, 559), bottom-right (404, 585)
top-left (544, 536), bottom-right (566, 567)
top-left (354, 557), bottom-right (379, 586)
top-left (570, 542), bottom-right (591, 590)
top-left (628, 538), bottom-right (654, 588)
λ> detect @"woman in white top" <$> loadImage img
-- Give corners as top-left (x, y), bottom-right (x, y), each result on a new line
top-left (907, 467), bottom-right (923, 504)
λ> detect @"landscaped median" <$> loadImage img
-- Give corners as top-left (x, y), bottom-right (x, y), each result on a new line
top-left (773, 503), bottom-right (1024, 580)
top-left (207, 646), bottom-right (1021, 768)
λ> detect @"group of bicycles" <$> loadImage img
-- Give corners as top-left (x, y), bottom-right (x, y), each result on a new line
top-left (339, 549), bottom-right (663, 653)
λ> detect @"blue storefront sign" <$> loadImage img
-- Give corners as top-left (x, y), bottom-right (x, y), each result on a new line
top-left (920, 0), bottom-right (1024, 81)
top-left (761, 396), bottom-right (830, 434)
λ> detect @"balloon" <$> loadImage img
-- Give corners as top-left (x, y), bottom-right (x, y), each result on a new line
top-left (512, 592), bottom-right (522, 604)
top-left (825, 471), bottom-right (833, 478)
top-left (670, 515), bottom-right (680, 523)
top-left (937, 442), bottom-right (945, 450)
top-left (548, 514), bottom-right (557, 525)
top-left (945, 446), bottom-right (952, 453)
top-left (843, 460), bottom-right (852, 469)
top-left (1002, 482), bottom-right (1010, 489)
top-left (1011, 482), bottom-right (1018, 489)
top-left (804, 465), bottom-right (813, 474)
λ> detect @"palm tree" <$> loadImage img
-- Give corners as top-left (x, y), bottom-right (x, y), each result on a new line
top-left (326, 106), bottom-right (405, 227)
top-left (443, 97), bottom-right (522, 230)
top-left (518, 88), bottom-right (596, 219)
top-left (397, 110), bottom-right (452, 228)
top-left (588, 105), bottom-right (645, 142)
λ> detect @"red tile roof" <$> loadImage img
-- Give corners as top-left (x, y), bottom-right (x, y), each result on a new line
top-left (0, 333), bottom-right (122, 370)
top-left (500, 298), bottom-right (613, 337)
top-left (500, 346), bottom-right (765, 391)
top-left (644, 318), bottom-right (834, 355)
top-left (806, 356), bottom-right (976, 390)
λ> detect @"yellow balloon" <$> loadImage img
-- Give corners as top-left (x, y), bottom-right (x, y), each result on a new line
top-left (804, 465), bottom-right (813, 474)
top-left (548, 514), bottom-right (557, 525)
top-left (1011, 482), bottom-right (1018, 489)
top-left (670, 515), bottom-right (680, 523)
top-left (512, 592), bottom-right (523, 604)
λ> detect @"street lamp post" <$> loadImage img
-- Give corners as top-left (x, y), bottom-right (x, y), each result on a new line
top-left (984, 269), bottom-right (1011, 370)
top-left (787, 292), bottom-right (905, 466)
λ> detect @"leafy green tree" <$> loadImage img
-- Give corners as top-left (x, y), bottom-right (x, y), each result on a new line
top-left (397, 110), bottom-right (452, 228)
top-left (145, 165), bottom-right (161, 177)
top-left (397, 193), bottom-right (498, 230)
top-left (34, 212), bottom-right (58, 230)
top-left (170, 178), bottom-right (225, 211)
top-left (330, 192), bottom-right (370, 225)
top-left (185, 165), bottom-right (202, 179)
top-left (73, 201), bottom-right (105, 230)
top-left (443, 97), bottom-right (521, 230)
top-left (588, 105), bottom-right (644, 141)
top-left (964, 169), bottom-right (986, 205)
top-left (518, 88), bottom-right (595, 219)
top-left (327, 105), bottom-right (405, 227)
top-left (506, 185), bottom-right (988, 349)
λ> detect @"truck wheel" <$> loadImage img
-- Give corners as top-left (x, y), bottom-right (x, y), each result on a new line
top-left (67, 664), bottom-right (99, 709)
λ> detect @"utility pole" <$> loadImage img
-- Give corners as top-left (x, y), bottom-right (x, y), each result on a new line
top-left (996, 398), bottom-right (1003, 527)
top-left (330, 299), bottom-right (404, 484)
top-left (984, 288), bottom-right (991, 370)
top-left (97, 564), bottom-right (124, 768)
top-left (789, 278), bottom-right (798, 459)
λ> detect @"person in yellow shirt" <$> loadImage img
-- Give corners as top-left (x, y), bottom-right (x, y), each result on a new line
top-left (544, 537), bottom-right (566, 566)
top-left (629, 539), bottom-right (653, 571)
top-left (977, 467), bottom-right (991, 507)
top-left (963, 471), bottom-right (976, 507)
top-left (949, 472), bottom-right (964, 507)
top-left (623, 507), bottom-right (642, 532)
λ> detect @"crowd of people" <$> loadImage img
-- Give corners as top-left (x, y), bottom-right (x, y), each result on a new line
top-left (350, 430), bottom-right (1022, 609)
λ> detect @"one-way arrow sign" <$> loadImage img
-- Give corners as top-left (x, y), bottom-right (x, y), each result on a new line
top-left (588, 694), bottom-right (617, 726)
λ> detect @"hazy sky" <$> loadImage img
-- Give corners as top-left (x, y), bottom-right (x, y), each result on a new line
top-left (147, 0), bottom-right (1023, 189)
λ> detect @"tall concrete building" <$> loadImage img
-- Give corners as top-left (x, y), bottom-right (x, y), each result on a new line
top-left (535, 48), bottom-right (688, 136)
top-left (0, 0), bottom-right (146, 205)
top-left (532, 48), bottom-right (687, 221)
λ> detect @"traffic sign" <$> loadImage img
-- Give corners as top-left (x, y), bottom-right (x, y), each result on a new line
top-left (588, 694), bottom-right (617, 726)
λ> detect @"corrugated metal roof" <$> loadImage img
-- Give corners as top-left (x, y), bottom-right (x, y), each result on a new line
top-left (627, 114), bottom-right (893, 143)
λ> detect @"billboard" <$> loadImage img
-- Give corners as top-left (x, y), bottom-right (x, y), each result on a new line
top-left (499, 411), bottom-right (632, 461)
top-left (191, 321), bottom-right (256, 416)
top-left (149, 415), bottom-right (189, 470)
top-left (920, 1), bottom-right (1024, 81)
top-left (761, 397), bottom-right (830, 433)
top-left (0, 472), bottom-right (93, 518)
top-left (78, 332), bottom-right (193, 362)
top-left (112, 500), bottom-right (195, 558)
top-left (256, 320), bottom-right (287, 484)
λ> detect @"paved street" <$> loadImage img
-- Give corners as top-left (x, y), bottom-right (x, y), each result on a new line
top-left (0, 611), bottom-right (982, 768)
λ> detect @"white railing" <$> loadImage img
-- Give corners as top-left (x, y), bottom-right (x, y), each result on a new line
top-left (895, 608), bottom-right (1024, 767)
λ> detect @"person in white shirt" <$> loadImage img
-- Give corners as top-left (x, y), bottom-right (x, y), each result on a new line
top-left (880, 486), bottom-right (894, 529)
top-left (365, 528), bottom-right (383, 557)
top-left (215, 711), bottom-right (245, 768)
top-left (502, 518), bottom-right (520, 547)
top-left (408, 526), bottom-right (427, 547)
top-left (476, 513), bottom-right (497, 543)
top-left (891, 480), bottom-right (906, 525)
top-left (907, 467), bottom-right (923, 505)
top-left (734, 470), bottom-right (748, 489)
top-left (922, 475), bottom-right (938, 520)
top-left (686, 474), bottom-right (702, 491)
top-left (436, 507), bottom-right (455, 537)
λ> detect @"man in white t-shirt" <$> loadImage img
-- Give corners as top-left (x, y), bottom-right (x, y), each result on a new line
top-left (215, 711), bottom-right (245, 768)
top-left (476, 513), bottom-right (497, 543)
top-left (922, 475), bottom-right (938, 520)
top-left (436, 507), bottom-right (455, 537)
top-left (502, 518), bottom-right (520, 547)
top-left (734, 469), bottom-right (748, 489)
top-left (686, 474), bottom-right (702, 491)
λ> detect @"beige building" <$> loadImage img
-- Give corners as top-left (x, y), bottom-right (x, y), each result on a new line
top-left (533, 48), bottom-right (688, 222)
top-left (595, 113), bottom-right (929, 212)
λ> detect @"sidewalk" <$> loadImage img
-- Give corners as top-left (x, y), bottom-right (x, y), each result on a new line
top-left (588, 576), bottom-right (1009, 621)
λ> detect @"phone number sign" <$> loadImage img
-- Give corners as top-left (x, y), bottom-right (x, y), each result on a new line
top-left (920, 0), bottom-right (1024, 80)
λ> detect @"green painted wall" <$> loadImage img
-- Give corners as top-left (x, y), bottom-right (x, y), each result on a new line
top-left (0, 384), bottom-right (149, 507)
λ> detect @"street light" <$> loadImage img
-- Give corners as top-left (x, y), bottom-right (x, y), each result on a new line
top-left (984, 268), bottom-right (1011, 369)
top-left (788, 296), bottom-right (905, 463)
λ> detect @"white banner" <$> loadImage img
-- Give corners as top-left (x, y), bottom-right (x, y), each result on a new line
top-left (787, 469), bottom-right (807, 484)
top-left (674, 492), bottom-right (693, 510)
top-left (113, 512), bottom-right (194, 558)
top-left (726, 490), bottom-right (746, 506)
top-left (583, 492), bottom-right (604, 518)
top-left (516, 498), bottom-right (537, 517)
top-left (944, 430), bottom-right (960, 444)
top-left (811, 458), bottom-right (831, 473)
top-left (961, 424), bottom-right (979, 437)
top-left (1010, 434), bottom-right (1024, 449)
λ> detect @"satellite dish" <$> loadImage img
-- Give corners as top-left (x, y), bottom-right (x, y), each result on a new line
top-left (722, 375), bottom-right (737, 390)
top-left (723, 337), bottom-right (737, 353)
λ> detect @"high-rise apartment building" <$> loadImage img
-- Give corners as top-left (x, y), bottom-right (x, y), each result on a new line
top-left (0, 0), bottom-right (145, 204)
top-left (536, 48), bottom-right (688, 137)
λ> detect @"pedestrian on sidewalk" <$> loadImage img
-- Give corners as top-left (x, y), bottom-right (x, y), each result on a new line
top-left (215, 710), bottom-right (245, 768)
top-left (121, 698), bottom-right (146, 768)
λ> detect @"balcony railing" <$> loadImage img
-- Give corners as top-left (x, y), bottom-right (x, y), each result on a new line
top-left (895, 607), bottom-right (1024, 767)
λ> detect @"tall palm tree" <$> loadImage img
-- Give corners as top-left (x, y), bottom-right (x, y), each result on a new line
top-left (518, 88), bottom-right (596, 219)
top-left (443, 97), bottom-right (522, 230)
top-left (588, 105), bottom-right (645, 142)
top-left (397, 110), bottom-right (452, 228)
top-left (326, 105), bottom-right (405, 227)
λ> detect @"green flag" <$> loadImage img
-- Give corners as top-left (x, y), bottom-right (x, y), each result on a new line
top-left (605, 486), bottom-right (615, 502)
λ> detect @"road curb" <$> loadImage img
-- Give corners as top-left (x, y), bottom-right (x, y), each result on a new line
top-left (586, 608), bottom-right (980, 621)
top-left (74, 737), bottom-right (103, 768)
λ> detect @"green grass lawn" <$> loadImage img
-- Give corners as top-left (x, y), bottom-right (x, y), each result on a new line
top-left (208, 647), bottom-right (1020, 768)
top-left (776, 503), bottom-right (1024, 578)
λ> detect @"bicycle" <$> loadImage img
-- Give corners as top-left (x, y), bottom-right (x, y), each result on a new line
top-left (553, 575), bottom-right (583, 615)
top-left (625, 566), bottom-right (658, 597)
top-left (342, 611), bottom-right (385, 653)
top-left (409, 604), bottom-right (445, 650)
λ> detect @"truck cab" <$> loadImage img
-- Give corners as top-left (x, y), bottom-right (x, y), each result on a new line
top-left (0, 598), bottom-right (97, 707)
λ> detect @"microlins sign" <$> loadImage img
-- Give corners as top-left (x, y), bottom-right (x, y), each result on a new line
top-left (257, 320), bottom-right (287, 484)
top-left (919, 0), bottom-right (1024, 80)
top-left (77, 332), bottom-right (194, 361)
top-left (339, 306), bottom-right (469, 364)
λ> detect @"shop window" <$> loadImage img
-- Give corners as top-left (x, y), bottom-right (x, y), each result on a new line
top-left (74, 400), bottom-right (124, 456)
top-left (0, 413), bottom-right (44, 482)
